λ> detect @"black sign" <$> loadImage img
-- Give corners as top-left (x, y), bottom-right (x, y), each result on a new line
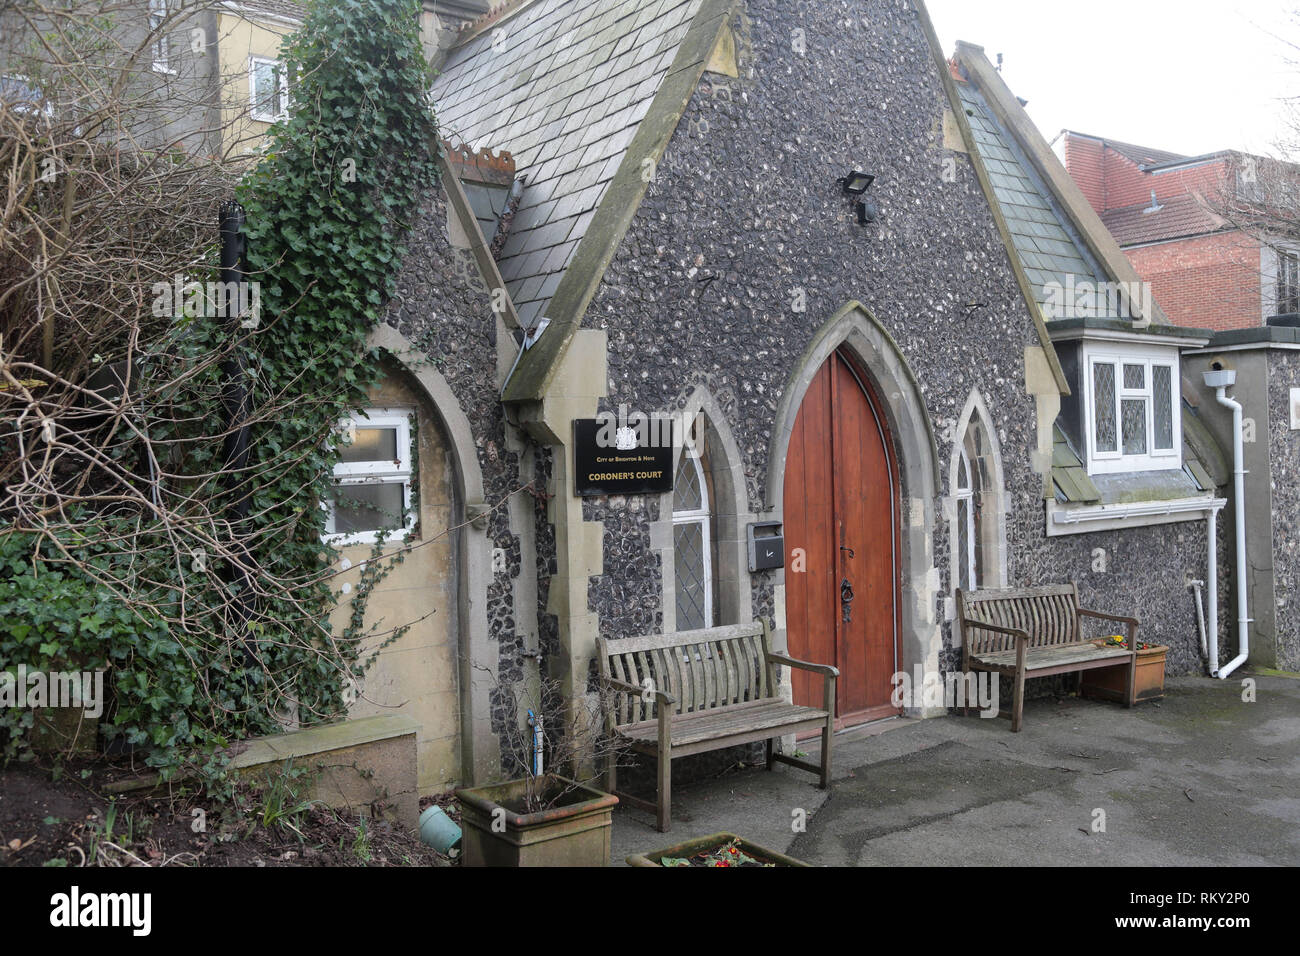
top-left (573, 418), bottom-right (674, 497)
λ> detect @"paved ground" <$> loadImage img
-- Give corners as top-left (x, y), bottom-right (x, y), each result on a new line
top-left (610, 674), bottom-right (1300, 866)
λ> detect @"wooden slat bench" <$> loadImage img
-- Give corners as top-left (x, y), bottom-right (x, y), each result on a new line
top-left (597, 621), bottom-right (837, 832)
top-left (957, 584), bottom-right (1140, 732)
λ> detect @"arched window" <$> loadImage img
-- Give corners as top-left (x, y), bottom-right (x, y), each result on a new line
top-left (955, 446), bottom-right (978, 591)
top-left (673, 420), bottom-right (715, 631)
top-left (951, 394), bottom-right (1006, 595)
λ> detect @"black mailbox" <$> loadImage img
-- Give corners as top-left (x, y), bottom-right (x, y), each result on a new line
top-left (747, 522), bottom-right (785, 572)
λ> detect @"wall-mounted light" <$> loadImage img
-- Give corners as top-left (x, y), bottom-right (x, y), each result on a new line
top-left (840, 170), bottom-right (875, 195)
top-left (839, 169), bottom-right (879, 224)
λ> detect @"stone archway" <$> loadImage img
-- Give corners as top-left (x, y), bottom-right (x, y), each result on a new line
top-left (363, 323), bottom-right (499, 785)
top-left (948, 387), bottom-right (1009, 598)
top-left (650, 385), bottom-right (756, 635)
top-left (766, 301), bottom-right (944, 718)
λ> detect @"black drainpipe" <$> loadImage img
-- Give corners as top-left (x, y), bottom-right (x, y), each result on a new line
top-left (218, 200), bottom-right (255, 660)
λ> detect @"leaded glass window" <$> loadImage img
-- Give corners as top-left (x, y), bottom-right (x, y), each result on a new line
top-left (1086, 350), bottom-right (1182, 473)
top-left (672, 448), bottom-right (712, 631)
top-left (1093, 361), bottom-right (1117, 453)
top-left (1153, 365), bottom-right (1174, 451)
top-left (955, 449), bottom-right (975, 591)
top-left (1122, 398), bottom-right (1148, 454)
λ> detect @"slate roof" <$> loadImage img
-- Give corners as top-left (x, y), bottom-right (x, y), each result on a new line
top-left (958, 82), bottom-right (1108, 313)
top-left (1100, 193), bottom-right (1227, 247)
top-left (1096, 136), bottom-right (1187, 169)
top-left (431, 0), bottom-right (704, 330)
top-left (1052, 422), bottom-right (1217, 505)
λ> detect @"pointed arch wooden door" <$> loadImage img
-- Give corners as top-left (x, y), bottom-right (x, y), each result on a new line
top-left (784, 350), bottom-right (901, 725)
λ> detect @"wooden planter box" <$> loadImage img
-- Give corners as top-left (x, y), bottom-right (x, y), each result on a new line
top-left (455, 775), bottom-right (618, 867)
top-left (1081, 643), bottom-right (1168, 703)
top-left (626, 831), bottom-right (810, 867)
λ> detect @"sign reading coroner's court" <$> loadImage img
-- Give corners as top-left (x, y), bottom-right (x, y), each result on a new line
top-left (573, 416), bottom-right (674, 497)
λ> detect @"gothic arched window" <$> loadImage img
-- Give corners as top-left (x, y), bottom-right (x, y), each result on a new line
top-left (673, 424), bottom-right (715, 631)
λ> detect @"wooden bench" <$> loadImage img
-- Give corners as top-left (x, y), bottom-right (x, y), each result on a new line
top-left (956, 585), bottom-right (1139, 732)
top-left (597, 622), bottom-right (837, 832)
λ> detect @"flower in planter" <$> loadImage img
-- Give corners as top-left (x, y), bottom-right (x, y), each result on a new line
top-left (659, 838), bottom-right (774, 868)
top-left (1103, 635), bottom-right (1150, 651)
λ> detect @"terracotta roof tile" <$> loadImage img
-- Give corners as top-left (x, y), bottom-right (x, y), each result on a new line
top-left (1100, 193), bottom-right (1227, 246)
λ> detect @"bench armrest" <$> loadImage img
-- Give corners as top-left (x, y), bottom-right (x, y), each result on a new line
top-left (603, 676), bottom-right (677, 706)
top-left (765, 651), bottom-right (838, 719)
top-left (765, 651), bottom-right (840, 678)
top-left (1077, 607), bottom-right (1140, 628)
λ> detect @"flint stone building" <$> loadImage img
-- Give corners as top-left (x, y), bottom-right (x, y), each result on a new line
top-left (328, 0), bottom-right (1262, 795)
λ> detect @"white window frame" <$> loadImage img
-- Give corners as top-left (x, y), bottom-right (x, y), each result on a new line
top-left (322, 407), bottom-right (415, 547)
top-left (1083, 344), bottom-right (1181, 475)
top-left (150, 0), bottom-right (175, 74)
top-left (1, 74), bottom-right (53, 119)
top-left (672, 447), bottom-right (713, 631)
top-left (1278, 249), bottom-right (1300, 315)
top-left (249, 55), bottom-right (288, 122)
top-left (954, 447), bottom-right (977, 591)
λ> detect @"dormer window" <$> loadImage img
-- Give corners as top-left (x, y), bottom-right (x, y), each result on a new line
top-left (1083, 344), bottom-right (1180, 474)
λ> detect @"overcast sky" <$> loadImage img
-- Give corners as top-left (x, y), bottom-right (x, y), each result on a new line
top-left (923, 0), bottom-right (1298, 158)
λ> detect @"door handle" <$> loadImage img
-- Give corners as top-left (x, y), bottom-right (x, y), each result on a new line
top-left (841, 578), bottom-right (855, 623)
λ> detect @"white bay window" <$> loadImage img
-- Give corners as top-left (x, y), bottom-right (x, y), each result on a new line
top-left (1084, 346), bottom-right (1180, 474)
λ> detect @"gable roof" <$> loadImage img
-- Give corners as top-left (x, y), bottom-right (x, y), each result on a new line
top-left (951, 43), bottom-right (1168, 328)
top-left (959, 81), bottom-right (1108, 312)
top-left (1061, 131), bottom-right (1188, 169)
top-left (1100, 192), bottom-right (1228, 247)
top-left (431, 0), bottom-right (706, 334)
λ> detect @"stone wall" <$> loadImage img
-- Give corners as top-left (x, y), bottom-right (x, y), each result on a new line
top-left (1269, 350), bottom-right (1300, 670)
top-left (578, 0), bottom-right (1216, 693)
top-left (380, 181), bottom-right (542, 784)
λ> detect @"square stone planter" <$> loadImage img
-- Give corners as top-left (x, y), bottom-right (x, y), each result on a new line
top-left (1081, 643), bottom-right (1168, 703)
top-left (455, 775), bottom-right (618, 867)
top-left (626, 831), bottom-right (810, 867)
top-left (31, 707), bottom-right (98, 753)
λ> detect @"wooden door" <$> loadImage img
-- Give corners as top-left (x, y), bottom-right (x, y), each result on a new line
top-left (784, 351), bottom-right (900, 725)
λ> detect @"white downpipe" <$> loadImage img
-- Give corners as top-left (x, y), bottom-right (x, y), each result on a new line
top-left (1214, 386), bottom-right (1250, 679)
top-left (1207, 506), bottom-right (1219, 674)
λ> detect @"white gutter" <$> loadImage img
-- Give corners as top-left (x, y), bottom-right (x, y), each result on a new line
top-left (218, 2), bottom-right (304, 28)
top-left (1047, 496), bottom-right (1225, 536)
top-left (1206, 369), bottom-right (1251, 678)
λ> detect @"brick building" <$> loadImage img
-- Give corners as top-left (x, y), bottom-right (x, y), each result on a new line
top-left (1056, 131), bottom-right (1296, 332)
